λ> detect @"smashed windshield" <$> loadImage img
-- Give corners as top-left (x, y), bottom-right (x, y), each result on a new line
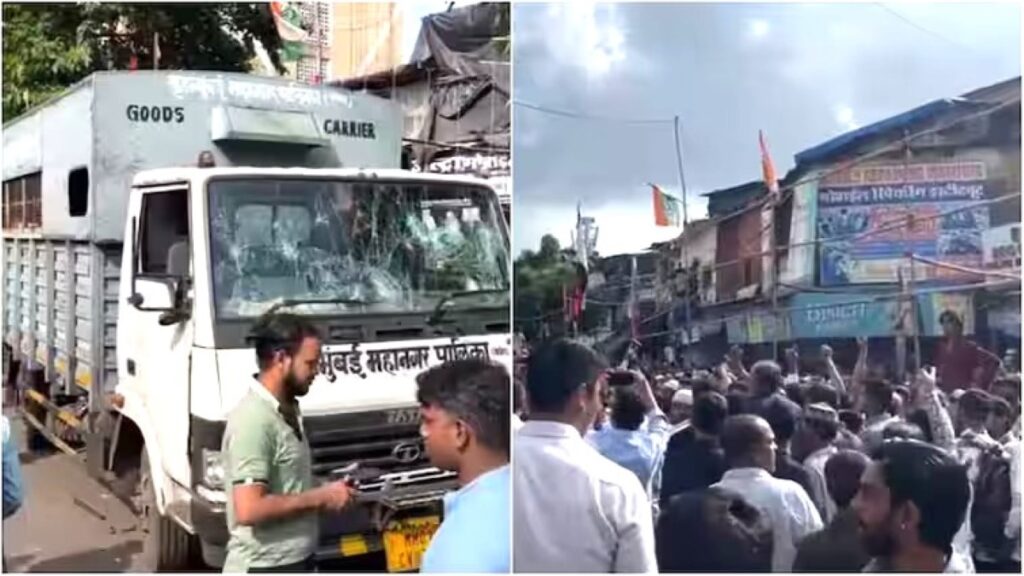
top-left (208, 178), bottom-right (510, 318)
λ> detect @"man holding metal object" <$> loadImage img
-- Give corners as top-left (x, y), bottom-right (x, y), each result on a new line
top-left (222, 313), bottom-right (354, 573)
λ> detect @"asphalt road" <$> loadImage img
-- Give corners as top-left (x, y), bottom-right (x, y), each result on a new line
top-left (2, 415), bottom-right (387, 573)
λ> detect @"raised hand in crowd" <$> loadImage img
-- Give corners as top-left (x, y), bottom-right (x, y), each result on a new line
top-left (911, 365), bottom-right (955, 453)
top-left (820, 344), bottom-right (847, 397)
top-left (726, 345), bottom-right (750, 381)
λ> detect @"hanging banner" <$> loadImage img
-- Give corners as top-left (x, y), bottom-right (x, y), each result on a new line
top-left (817, 161), bottom-right (989, 285)
top-left (781, 179), bottom-right (819, 287)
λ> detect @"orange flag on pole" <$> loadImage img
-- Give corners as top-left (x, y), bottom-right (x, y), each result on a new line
top-left (759, 130), bottom-right (780, 198)
top-left (651, 184), bottom-right (681, 227)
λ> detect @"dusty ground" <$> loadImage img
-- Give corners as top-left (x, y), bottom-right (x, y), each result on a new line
top-left (3, 417), bottom-right (146, 572)
top-left (2, 414), bottom-right (386, 572)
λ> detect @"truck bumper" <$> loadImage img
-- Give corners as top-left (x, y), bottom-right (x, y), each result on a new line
top-left (192, 491), bottom-right (228, 567)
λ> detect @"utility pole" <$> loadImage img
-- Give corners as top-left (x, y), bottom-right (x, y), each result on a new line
top-left (896, 266), bottom-right (909, 380)
top-left (153, 32), bottom-right (160, 70)
top-left (673, 116), bottom-right (692, 353)
top-left (768, 197), bottom-right (780, 361)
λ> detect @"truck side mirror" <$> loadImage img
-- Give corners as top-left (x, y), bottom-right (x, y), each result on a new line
top-left (130, 278), bottom-right (176, 311)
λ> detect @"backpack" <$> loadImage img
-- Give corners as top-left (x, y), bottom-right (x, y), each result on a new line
top-left (970, 443), bottom-right (1013, 557)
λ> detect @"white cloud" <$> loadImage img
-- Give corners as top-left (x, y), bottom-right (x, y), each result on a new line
top-left (541, 3), bottom-right (629, 81)
top-left (834, 105), bottom-right (859, 131)
top-left (749, 19), bottom-right (771, 40)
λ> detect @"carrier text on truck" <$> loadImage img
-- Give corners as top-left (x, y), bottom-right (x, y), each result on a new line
top-left (1, 71), bottom-right (512, 571)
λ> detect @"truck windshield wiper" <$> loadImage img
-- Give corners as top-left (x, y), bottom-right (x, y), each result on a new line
top-left (428, 289), bottom-right (508, 325)
top-left (265, 297), bottom-right (368, 316)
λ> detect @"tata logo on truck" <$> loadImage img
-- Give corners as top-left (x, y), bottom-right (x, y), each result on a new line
top-left (126, 104), bottom-right (185, 123)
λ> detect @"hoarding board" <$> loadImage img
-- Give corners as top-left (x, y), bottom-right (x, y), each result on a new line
top-left (817, 161), bottom-right (989, 285)
top-left (788, 292), bottom-right (974, 339)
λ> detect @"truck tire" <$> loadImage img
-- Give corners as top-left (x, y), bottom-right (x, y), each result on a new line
top-left (136, 451), bottom-right (195, 571)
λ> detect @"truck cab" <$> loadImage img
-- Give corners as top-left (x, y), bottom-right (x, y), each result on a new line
top-left (2, 71), bottom-right (510, 571)
top-left (117, 166), bottom-right (511, 569)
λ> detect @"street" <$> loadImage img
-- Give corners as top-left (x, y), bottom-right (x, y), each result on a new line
top-left (2, 415), bottom-right (387, 573)
top-left (3, 417), bottom-right (148, 573)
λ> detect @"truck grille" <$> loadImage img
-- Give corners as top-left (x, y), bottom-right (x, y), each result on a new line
top-left (303, 410), bottom-right (432, 479)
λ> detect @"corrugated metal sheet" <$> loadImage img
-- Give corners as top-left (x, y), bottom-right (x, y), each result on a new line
top-left (794, 99), bottom-right (989, 167)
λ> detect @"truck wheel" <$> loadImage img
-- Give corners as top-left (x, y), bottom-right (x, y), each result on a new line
top-left (136, 451), bottom-right (195, 571)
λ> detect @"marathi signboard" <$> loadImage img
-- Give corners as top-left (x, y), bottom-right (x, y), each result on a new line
top-left (817, 161), bottom-right (989, 285)
top-left (788, 292), bottom-right (974, 339)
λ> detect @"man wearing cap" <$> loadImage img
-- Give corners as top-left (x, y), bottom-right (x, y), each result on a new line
top-left (668, 388), bottom-right (693, 432)
top-left (936, 310), bottom-right (1000, 393)
top-left (796, 403), bottom-right (840, 523)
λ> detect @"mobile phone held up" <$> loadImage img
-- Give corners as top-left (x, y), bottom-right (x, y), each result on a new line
top-left (606, 370), bottom-right (636, 388)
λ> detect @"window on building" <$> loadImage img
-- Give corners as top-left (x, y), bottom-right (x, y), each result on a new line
top-left (297, 56), bottom-right (331, 85)
top-left (701, 266), bottom-right (713, 290)
top-left (742, 258), bottom-right (754, 286)
top-left (2, 172), bottom-right (42, 231)
top-left (68, 167), bottom-right (89, 217)
top-left (1012, 226), bottom-right (1020, 244)
top-left (299, 3), bottom-right (332, 47)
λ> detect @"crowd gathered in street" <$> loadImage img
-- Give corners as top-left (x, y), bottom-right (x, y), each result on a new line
top-left (512, 309), bottom-right (1021, 573)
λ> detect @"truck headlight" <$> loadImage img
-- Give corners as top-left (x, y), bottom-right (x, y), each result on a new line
top-left (201, 449), bottom-right (225, 489)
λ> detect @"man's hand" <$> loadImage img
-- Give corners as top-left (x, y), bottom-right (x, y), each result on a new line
top-left (313, 480), bottom-right (354, 512)
top-left (631, 370), bottom-right (658, 413)
top-left (821, 344), bottom-right (833, 362)
top-left (786, 347), bottom-right (800, 371)
top-left (856, 337), bottom-right (868, 353)
top-left (714, 362), bottom-right (734, 390)
top-left (915, 366), bottom-right (937, 397)
top-left (726, 345), bottom-right (746, 374)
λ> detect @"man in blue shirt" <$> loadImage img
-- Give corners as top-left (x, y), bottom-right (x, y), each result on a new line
top-left (3, 415), bottom-right (24, 572)
top-left (587, 371), bottom-right (673, 499)
top-left (416, 359), bottom-right (510, 573)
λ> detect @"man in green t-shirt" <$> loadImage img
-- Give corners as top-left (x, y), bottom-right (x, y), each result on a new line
top-left (222, 313), bottom-right (352, 572)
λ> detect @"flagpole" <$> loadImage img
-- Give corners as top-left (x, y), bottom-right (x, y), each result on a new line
top-left (673, 115), bottom-right (692, 358)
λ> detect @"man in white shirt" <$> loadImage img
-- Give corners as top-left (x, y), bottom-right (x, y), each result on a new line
top-left (514, 339), bottom-right (657, 573)
top-left (796, 403), bottom-right (840, 523)
top-left (713, 414), bottom-right (823, 572)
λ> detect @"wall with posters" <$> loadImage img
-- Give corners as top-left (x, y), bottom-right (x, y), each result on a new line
top-left (816, 160), bottom-right (991, 285)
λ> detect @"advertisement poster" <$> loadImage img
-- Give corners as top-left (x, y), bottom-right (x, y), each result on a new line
top-left (817, 161), bottom-right (989, 285)
top-left (789, 292), bottom-right (974, 339)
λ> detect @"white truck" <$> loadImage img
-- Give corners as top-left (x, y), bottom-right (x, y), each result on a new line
top-left (2, 71), bottom-right (512, 571)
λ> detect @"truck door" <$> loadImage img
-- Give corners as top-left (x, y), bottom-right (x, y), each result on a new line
top-left (123, 185), bottom-right (194, 492)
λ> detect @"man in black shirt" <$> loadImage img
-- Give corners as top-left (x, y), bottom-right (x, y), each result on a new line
top-left (659, 392), bottom-right (728, 510)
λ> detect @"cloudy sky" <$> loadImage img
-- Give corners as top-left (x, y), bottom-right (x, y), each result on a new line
top-left (513, 2), bottom-right (1021, 256)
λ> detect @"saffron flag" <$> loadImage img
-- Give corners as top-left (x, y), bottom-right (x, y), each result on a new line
top-left (651, 184), bottom-right (681, 227)
top-left (270, 2), bottom-right (309, 62)
top-left (759, 130), bottom-right (780, 197)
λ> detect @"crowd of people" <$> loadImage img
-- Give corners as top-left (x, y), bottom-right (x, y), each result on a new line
top-left (512, 310), bottom-right (1021, 573)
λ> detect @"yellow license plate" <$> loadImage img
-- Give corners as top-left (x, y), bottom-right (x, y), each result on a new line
top-left (382, 516), bottom-right (441, 573)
